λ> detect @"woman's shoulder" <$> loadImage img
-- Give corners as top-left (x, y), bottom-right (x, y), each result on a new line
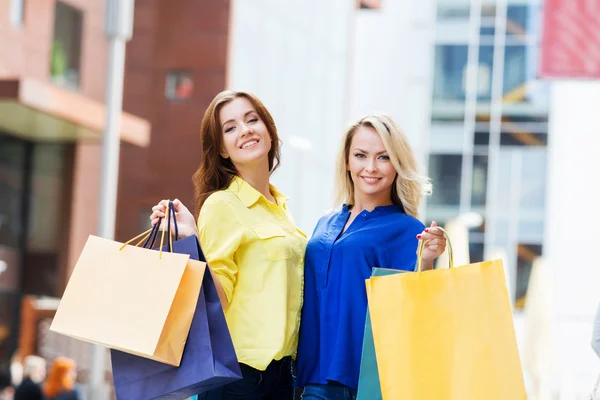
top-left (317, 205), bottom-right (347, 223)
top-left (205, 190), bottom-right (239, 205)
top-left (201, 191), bottom-right (244, 214)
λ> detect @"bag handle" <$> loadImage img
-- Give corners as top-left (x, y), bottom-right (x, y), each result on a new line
top-left (415, 227), bottom-right (454, 272)
top-left (140, 200), bottom-right (178, 249)
top-left (120, 201), bottom-right (180, 259)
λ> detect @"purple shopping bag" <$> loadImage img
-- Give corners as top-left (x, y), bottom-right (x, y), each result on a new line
top-left (111, 202), bottom-right (241, 399)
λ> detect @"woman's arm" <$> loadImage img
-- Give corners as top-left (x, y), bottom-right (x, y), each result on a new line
top-left (197, 198), bottom-right (244, 306)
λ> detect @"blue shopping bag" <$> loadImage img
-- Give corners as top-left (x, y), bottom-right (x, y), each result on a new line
top-left (111, 202), bottom-right (241, 399)
top-left (356, 268), bottom-right (410, 400)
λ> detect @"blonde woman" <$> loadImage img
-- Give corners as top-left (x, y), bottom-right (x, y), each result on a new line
top-left (296, 113), bottom-right (446, 399)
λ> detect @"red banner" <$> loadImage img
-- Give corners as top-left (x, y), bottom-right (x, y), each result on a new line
top-left (540, 0), bottom-right (600, 79)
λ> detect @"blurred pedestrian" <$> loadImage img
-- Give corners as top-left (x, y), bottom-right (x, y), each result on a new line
top-left (150, 90), bottom-right (304, 399)
top-left (42, 358), bottom-right (81, 400)
top-left (0, 368), bottom-right (14, 400)
top-left (14, 355), bottom-right (46, 400)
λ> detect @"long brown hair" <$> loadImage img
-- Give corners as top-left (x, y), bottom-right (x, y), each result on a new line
top-left (43, 357), bottom-right (76, 399)
top-left (192, 90), bottom-right (281, 216)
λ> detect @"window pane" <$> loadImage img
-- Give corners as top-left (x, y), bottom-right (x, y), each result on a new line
top-left (433, 44), bottom-right (534, 104)
top-left (23, 143), bottom-right (71, 296)
top-left (165, 71), bottom-right (194, 101)
top-left (471, 155), bottom-right (488, 207)
top-left (514, 243), bottom-right (542, 309)
top-left (0, 135), bottom-right (26, 294)
top-left (500, 132), bottom-right (547, 146)
top-left (469, 241), bottom-right (485, 263)
top-left (51, 2), bottom-right (83, 90)
top-left (0, 136), bottom-right (26, 248)
top-left (428, 154), bottom-right (462, 206)
top-left (519, 149), bottom-right (546, 210)
top-left (430, 123), bottom-right (464, 153)
top-left (0, 293), bottom-right (19, 360)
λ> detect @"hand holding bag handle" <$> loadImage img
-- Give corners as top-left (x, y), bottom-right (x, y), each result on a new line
top-left (415, 227), bottom-right (454, 272)
top-left (141, 200), bottom-right (179, 251)
top-left (120, 200), bottom-right (180, 258)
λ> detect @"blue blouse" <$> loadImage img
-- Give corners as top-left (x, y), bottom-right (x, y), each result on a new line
top-left (295, 204), bottom-right (425, 390)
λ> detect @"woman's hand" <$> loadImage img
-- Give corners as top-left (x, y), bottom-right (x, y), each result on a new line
top-left (416, 221), bottom-right (447, 270)
top-left (150, 199), bottom-right (198, 238)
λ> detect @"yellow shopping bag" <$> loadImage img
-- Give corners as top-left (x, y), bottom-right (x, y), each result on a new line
top-left (50, 226), bottom-right (205, 366)
top-left (366, 230), bottom-right (527, 399)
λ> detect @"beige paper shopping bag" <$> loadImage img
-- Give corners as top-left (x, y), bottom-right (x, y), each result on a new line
top-left (50, 234), bottom-right (205, 366)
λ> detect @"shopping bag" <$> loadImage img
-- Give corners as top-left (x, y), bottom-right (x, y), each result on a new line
top-left (111, 267), bottom-right (242, 399)
top-left (366, 230), bottom-right (527, 400)
top-left (356, 268), bottom-right (410, 400)
top-left (50, 202), bottom-right (204, 366)
top-left (111, 202), bottom-right (242, 399)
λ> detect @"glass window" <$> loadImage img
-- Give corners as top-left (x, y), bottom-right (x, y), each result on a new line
top-left (514, 243), bottom-right (542, 309)
top-left (471, 155), bottom-right (488, 207)
top-left (23, 143), bottom-right (71, 297)
top-left (500, 132), bottom-right (547, 146)
top-left (437, 4), bottom-right (536, 40)
top-left (165, 71), bottom-right (194, 101)
top-left (476, 132), bottom-right (547, 147)
top-left (433, 45), bottom-right (470, 102)
top-left (469, 241), bottom-right (485, 263)
top-left (519, 149), bottom-right (546, 210)
top-left (0, 135), bottom-right (26, 249)
top-left (51, 2), bottom-right (83, 91)
top-left (433, 44), bottom-right (528, 103)
top-left (0, 293), bottom-right (19, 361)
top-left (428, 154), bottom-right (462, 206)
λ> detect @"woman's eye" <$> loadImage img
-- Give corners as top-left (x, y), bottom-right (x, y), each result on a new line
top-left (379, 155), bottom-right (390, 160)
top-left (248, 117), bottom-right (258, 123)
top-left (224, 126), bottom-right (234, 133)
top-left (354, 153), bottom-right (366, 158)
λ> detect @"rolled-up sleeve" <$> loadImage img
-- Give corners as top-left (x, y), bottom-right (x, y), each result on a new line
top-left (592, 301), bottom-right (600, 358)
top-left (197, 197), bottom-right (244, 304)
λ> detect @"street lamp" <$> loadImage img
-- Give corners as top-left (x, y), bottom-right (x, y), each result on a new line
top-left (88, 1), bottom-right (135, 399)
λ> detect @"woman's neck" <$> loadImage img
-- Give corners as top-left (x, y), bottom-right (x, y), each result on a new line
top-left (351, 191), bottom-right (393, 213)
top-left (237, 163), bottom-right (273, 201)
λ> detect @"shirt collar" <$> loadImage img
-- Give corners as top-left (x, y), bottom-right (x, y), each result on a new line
top-left (227, 175), bottom-right (288, 208)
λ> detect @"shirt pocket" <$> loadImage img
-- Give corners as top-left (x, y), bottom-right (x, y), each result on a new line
top-left (253, 225), bottom-right (293, 261)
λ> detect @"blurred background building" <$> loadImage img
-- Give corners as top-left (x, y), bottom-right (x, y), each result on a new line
top-left (1, 0), bottom-right (599, 398)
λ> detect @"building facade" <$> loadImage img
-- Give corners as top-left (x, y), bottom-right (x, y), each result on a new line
top-left (117, 0), bottom-right (232, 242)
top-left (0, 0), bottom-right (231, 384)
top-left (0, 0), bottom-right (149, 371)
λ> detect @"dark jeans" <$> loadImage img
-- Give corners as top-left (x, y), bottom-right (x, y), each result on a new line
top-left (199, 357), bottom-right (294, 400)
top-left (301, 383), bottom-right (357, 400)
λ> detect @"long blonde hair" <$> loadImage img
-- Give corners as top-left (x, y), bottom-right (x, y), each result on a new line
top-left (334, 113), bottom-right (432, 218)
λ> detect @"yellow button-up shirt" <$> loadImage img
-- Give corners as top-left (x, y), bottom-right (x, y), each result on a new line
top-left (197, 176), bottom-right (307, 370)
